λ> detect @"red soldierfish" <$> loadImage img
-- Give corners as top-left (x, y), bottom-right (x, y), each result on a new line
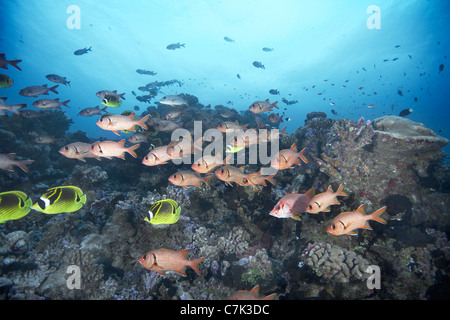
top-left (305, 184), bottom-right (347, 214)
top-left (270, 143), bottom-right (308, 170)
top-left (327, 205), bottom-right (387, 236)
top-left (96, 113), bottom-right (149, 135)
top-left (249, 99), bottom-right (279, 114)
top-left (138, 248), bottom-right (205, 277)
top-left (142, 145), bottom-right (173, 166)
top-left (228, 285), bottom-right (277, 300)
top-left (90, 140), bottom-right (140, 160)
top-left (168, 170), bottom-right (214, 189)
top-left (269, 188), bottom-right (315, 221)
top-left (0, 153), bottom-right (34, 173)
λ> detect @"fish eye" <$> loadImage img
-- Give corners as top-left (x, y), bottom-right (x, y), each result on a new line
top-left (99, 118), bottom-right (103, 122)
top-left (220, 169), bottom-right (224, 174)
top-left (331, 224), bottom-right (336, 230)
top-left (308, 205), bottom-right (312, 209)
top-left (173, 174), bottom-right (177, 178)
top-left (142, 254), bottom-right (147, 260)
top-left (276, 206), bottom-right (280, 210)
top-left (65, 146), bottom-right (69, 150)
top-left (145, 156), bottom-right (148, 160)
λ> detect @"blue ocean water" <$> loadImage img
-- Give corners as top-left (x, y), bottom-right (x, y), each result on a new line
top-left (1, 0), bottom-right (449, 151)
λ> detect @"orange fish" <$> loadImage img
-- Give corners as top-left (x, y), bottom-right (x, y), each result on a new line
top-left (59, 142), bottom-right (100, 162)
top-left (168, 170), bottom-right (214, 189)
top-left (305, 184), bottom-right (347, 214)
top-left (327, 205), bottom-right (387, 236)
top-left (96, 113), bottom-right (149, 135)
top-left (269, 188), bottom-right (315, 220)
top-left (191, 154), bottom-right (231, 174)
top-left (0, 153), bottom-right (34, 173)
top-left (270, 144), bottom-right (308, 170)
top-left (249, 99), bottom-right (279, 114)
top-left (214, 165), bottom-right (247, 186)
top-left (142, 145), bottom-right (173, 166)
top-left (228, 285), bottom-right (277, 300)
top-left (90, 140), bottom-right (140, 159)
top-left (217, 120), bottom-right (249, 132)
top-left (239, 170), bottom-right (276, 187)
top-left (138, 248), bottom-right (205, 277)
top-left (258, 126), bottom-right (287, 144)
top-left (231, 129), bottom-right (259, 148)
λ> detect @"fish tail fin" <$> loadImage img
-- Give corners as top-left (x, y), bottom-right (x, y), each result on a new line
top-left (11, 104), bottom-right (26, 114)
top-left (273, 101), bottom-right (279, 109)
top-left (224, 154), bottom-right (233, 165)
top-left (67, 81), bottom-right (71, 87)
top-left (49, 85), bottom-right (59, 94)
top-left (279, 126), bottom-right (288, 135)
top-left (119, 92), bottom-right (126, 100)
top-left (370, 206), bottom-right (387, 224)
top-left (126, 144), bottom-right (141, 158)
top-left (61, 100), bottom-right (70, 108)
top-left (298, 147), bottom-right (308, 164)
top-left (137, 114), bottom-right (150, 130)
top-left (16, 160), bottom-right (34, 173)
top-left (9, 59), bottom-right (22, 71)
top-left (262, 293), bottom-right (277, 300)
top-left (336, 183), bottom-right (348, 197)
top-left (101, 106), bottom-right (107, 112)
top-left (203, 175), bottom-right (215, 187)
top-left (265, 174), bottom-right (276, 185)
top-left (190, 256), bottom-right (206, 276)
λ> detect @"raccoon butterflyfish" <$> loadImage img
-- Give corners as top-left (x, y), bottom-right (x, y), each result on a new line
top-left (0, 191), bottom-right (33, 223)
top-left (101, 94), bottom-right (122, 107)
top-left (31, 186), bottom-right (86, 214)
top-left (144, 199), bottom-right (181, 225)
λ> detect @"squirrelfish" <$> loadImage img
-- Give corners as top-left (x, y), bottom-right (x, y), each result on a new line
top-left (305, 184), bottom-right (347, 214)
top-left (145, 199), bottom-right (181, 225)
top-left (217, 121), bottom-right (249, 132)
top-left (0, 191), bottom-right (32, 223)
top-left (269, 188), bottom-right (315, 221)
top-left (142, 145), bottom-right (173, 166)
top-left (79, 106), bottom-right (107, 117)
top-left (96, 113), bottom-right (149, 135)
top-left (239, 170), bottom-right (276, 187)
top-left (270, 144), bottom-right (308, 170)
top-left (19, 84), bottom-right (58, 97)
top-left (159, 95), bottom-right (188, 107)
top-left (0, 153), bottom-right (34, 173)
top-left (191, 154), bottom-right (231, 174)
top-left (268, 113), bottom-right (284, 124)
top-left (168, 170), bottom-right (213, 189)
top-left (32, 98), bottom-right (70, 109)
top-left (90, 140), bottom-right (140, 160)
top-left (59, 142), bottom-right (100, 162)
top-left (214, 165), bottom-right (247, 186)
top-left (228, 285), bottom-right (277, 300)
top-left (0, 101), bottom-right (26, 116)
top-left (249, 99), bottom-right (278, 114)
top-left (45, 74), bottom-right (70, 87)
top-left (31, 186), bottom-right (87, 214)
top-left (327, 205), bottom-right (387, 236)
top-left (138, 248), bottom-right (205, 277)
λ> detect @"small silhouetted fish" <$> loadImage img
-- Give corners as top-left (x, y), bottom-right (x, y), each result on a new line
top-left (252, 61), bottom-right (265, 69)
top-left (331, 109), bottom-right (338, 115)
top-left (134, 105), bottom-right (140, 111)
top-left (46, 74), bottom-right (70, 87)
top-left (399, 108), bottom-right (413, 117)
top-left (398, 89), bottom-right (403, 96)
top-left (362, 67), bottom-right (367, 71)
top-left (166, 43), bottom-right (185, 50)
top-left (136, 69), bottom-right (157, 76)
top-left (269, 89), bottom-right (279, 95)
top-left (439, 64), bottom-right (444, 73)
top-left (224, 37), bottom-right (235, 43)
top-left (262, 47), bottom-right (273, 52)
top-left (74, 47), bottom-right (92, 55)
top-left (395, 45), bottom-right (401, 48)
top-left (236, 74), bottom-right (241, 79)
top-left (393, 57), bottom-right (399, 61)
top-left (408, 55), bottom-right (412, 59)
top-left (414, 97), bottom-right (418, 102)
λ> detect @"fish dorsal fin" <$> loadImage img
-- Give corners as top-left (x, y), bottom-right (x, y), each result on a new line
top-left (250, 285), bottom-right (260, 296)
top-left (128, 112), bottom-right (135, 119)
top-left (290, 143), bottom-right (297, 151)
top-left (356, 205), bottom-right (365, 214)
top-left (179, 249), bottom-right (189, 259)
top-left (118, 139), bottom-right (126, 147)
top-left (265, 99), bottom-right (269, 103)
top-left (305, 187), bottom-right (315, 199)
top-left (326, 185), bottom-right (333, 193)
top-left (238, 166), bottom-right (245, 172)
